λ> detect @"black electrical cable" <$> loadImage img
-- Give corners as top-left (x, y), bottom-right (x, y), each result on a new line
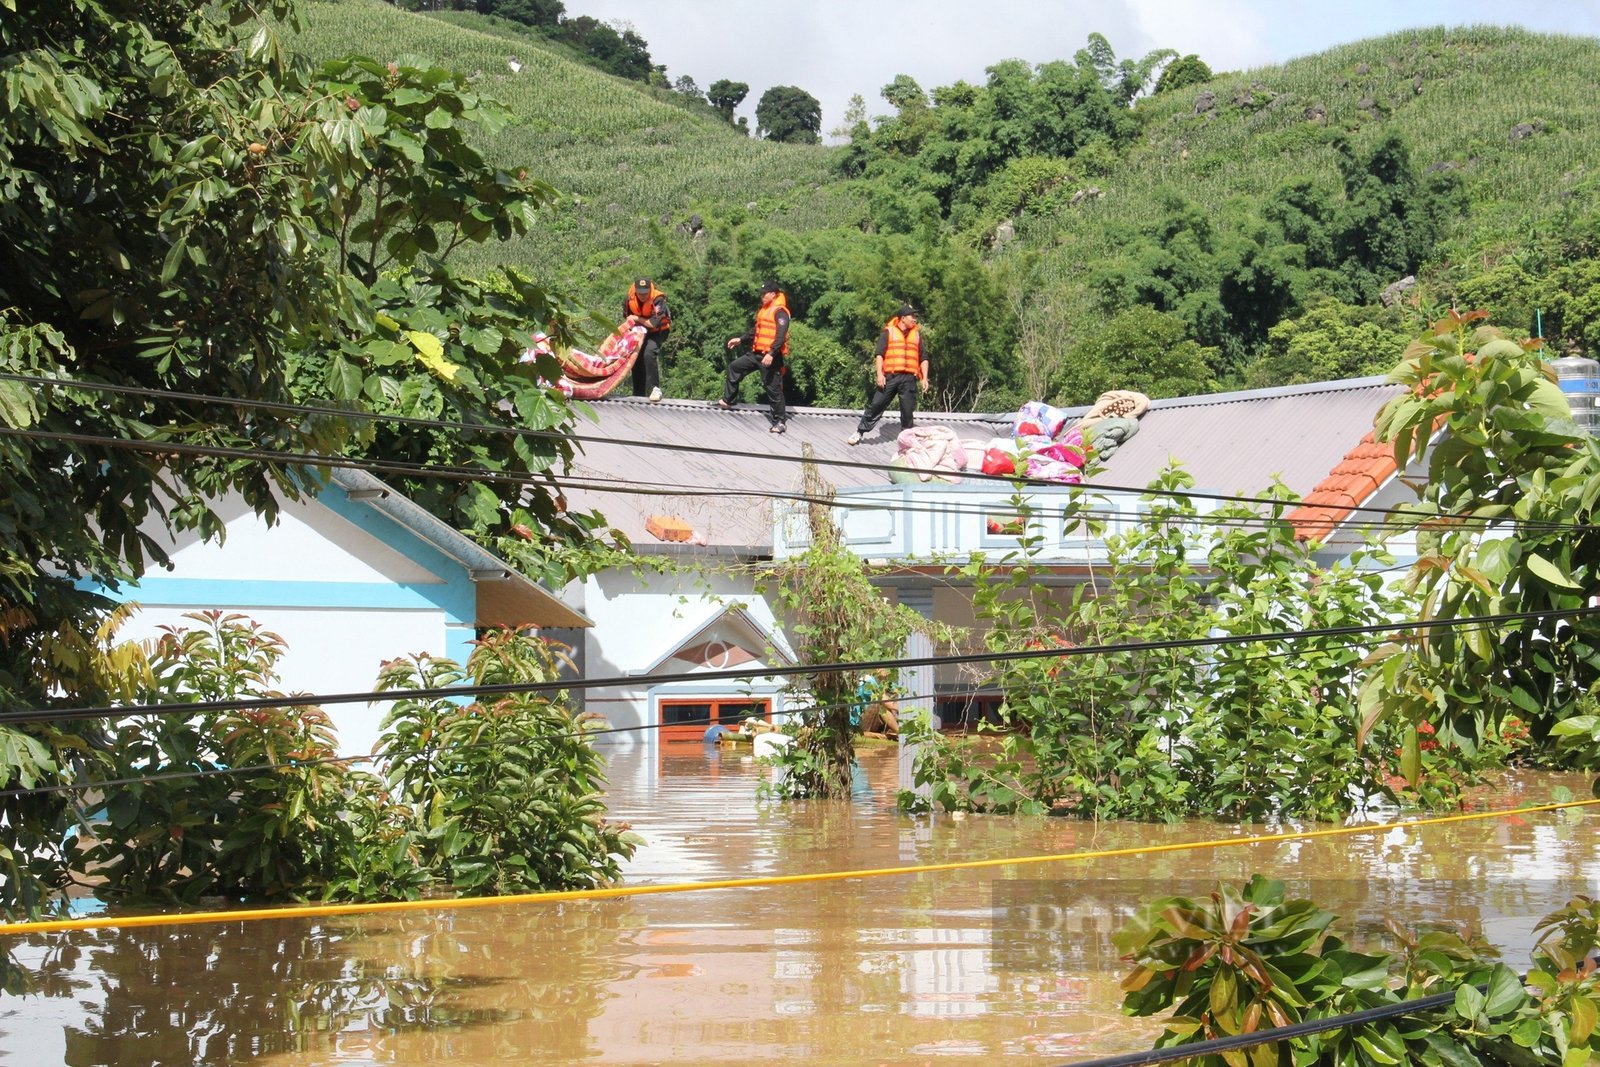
top-left (5, 371), bottom-right (1587, 533)
top-left (3, 604), bottom-right (1588, 727)
top-left (0, 422), bottom-right (1575, 539)
top-left (0, 625), bottom-right (1404, 800)
top-left (1056, 991), bottom-right (1457, 1067)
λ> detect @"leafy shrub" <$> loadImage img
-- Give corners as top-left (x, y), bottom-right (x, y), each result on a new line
top-left (1117, 876), bottom-right (1600, 1065)
top-left (909, 469), bottom-right (1426, 820)
top-left (69, 614), bottom-right (634, 904)
top-left (372, 628), bottom-right (640, 894)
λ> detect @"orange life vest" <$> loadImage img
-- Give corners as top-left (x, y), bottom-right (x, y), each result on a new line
top-left (752, 293), bottom-right (789, 355)
top-left (882, 317), bottom-right (922, 375)
top-left (626, 285), bottom-right (671, 331)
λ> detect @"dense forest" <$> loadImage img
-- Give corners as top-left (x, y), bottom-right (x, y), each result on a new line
top-left (301, 2), bottom-right (1600, 414)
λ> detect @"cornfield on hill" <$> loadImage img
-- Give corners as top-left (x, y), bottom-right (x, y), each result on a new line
top-left (1014, 25), bottom-right (1600, 356)
top-left (293, 0), bottom-right (861, 306)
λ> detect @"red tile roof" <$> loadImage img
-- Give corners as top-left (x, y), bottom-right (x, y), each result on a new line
top-left (1288, 413), bottom-right (1448, 543)
top-left (1286, 431), bottom-right (1399, 542)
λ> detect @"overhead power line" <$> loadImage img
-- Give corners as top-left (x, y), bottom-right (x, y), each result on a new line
top-left (2, 605), bottom-right (1590, 727)
top-left (0, 420), bottom-right (1587, 540)
top-left (3, 372), bottom-right (1578, 534)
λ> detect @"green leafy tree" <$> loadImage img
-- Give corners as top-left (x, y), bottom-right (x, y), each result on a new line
top-left (1334, 132), bottom-right (1463, 298)
top-left (880, 73), bottom-right (928, 116)
top-left (1151, 53), bottom-right (1212, 94)
top-left (1052, 306), bottom-right (1216, 404)
top-left (1363, 311), bottom-right (1600, 781)
top-left (1247, 298), bottom-right (1414, 386)
top-left (756, 85), bottom-right (822, 144)
top-left (706, 78), bottom-right (748, 124)
top-left (483, 0), bottom-right (565, 27)
top-left (0, 0), bottom-right (602, 923)
top-left (758, 456), bottom-right (934, 798)
top-left (374, 629), bottom-right (640, 894)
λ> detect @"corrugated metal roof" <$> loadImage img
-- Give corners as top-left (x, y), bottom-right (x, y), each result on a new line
top-left (1085, 376), bottom-right (1404, 499)
top-left (557, 376), bottom-right (1404, 555)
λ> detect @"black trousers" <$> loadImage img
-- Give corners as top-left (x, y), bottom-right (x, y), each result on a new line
top-left (857, 373), bottom-right (919, 433)
top-left (723, 350), bottom-right (787, 424)
top-left (631, 332), bottom-right (664, 394)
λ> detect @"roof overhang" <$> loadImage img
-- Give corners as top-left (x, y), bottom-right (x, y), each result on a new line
top-left (328, 468), bottom-right (591, 629)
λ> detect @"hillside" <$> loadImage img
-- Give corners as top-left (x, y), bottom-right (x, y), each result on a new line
top-left (291, 8), bottom-right (1600, 408)
top-left (294, 1), bottom-right (862, 300)
top-left (1019, 25), bottom-right (1600, 371)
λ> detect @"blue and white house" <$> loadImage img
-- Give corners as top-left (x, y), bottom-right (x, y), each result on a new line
top-left (86, 467), bottom-right (588, 757)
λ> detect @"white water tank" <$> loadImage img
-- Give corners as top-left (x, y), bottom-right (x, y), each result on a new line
top-left (1550, 353), bottom-right (1600, 434)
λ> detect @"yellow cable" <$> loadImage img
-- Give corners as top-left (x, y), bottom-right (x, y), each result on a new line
top-left (4, 797), bottom-right (1594, 936)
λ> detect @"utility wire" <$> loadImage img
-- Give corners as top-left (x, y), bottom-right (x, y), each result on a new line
top-left (2, 605), bottom-right (1589, 727)
top-left (0, 423), bottom-right (1580, 540)
top-left (0, 631), bottom-right (1397, 800)
top-left (5, 371), bottom-right (1588, 534)
top-left (1057, 991), bottom-right (1459, 1067)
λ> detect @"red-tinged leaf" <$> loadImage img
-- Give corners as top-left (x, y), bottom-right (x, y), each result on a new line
top-left (1120, 965), bottom-right (1156, 992)
top-left (1162, 905), bottom-right (1213, 940)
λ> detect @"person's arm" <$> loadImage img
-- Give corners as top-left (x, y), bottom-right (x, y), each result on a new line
top-left (644, 295), bottom-right (669, 332)
top-left (873, 329), bottom-right (889, 387)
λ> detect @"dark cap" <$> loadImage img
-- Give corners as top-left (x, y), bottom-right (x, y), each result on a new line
top-left (760, 281), bottom-right (780, 295)
top-left (897, 304), bottom-right (916, 318)
top-left (634, 278), bottom-right (652, 291)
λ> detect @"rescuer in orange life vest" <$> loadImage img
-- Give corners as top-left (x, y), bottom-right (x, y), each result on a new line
top-left (721, 281), bottom-right (791, 434)
top-left (847, 305), bottom-right (929, 445)
top-left (623, 277), bottom-right (671, 403)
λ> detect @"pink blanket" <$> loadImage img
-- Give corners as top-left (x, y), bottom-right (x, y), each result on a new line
top-left (895, 426), bottom-right (967, 482)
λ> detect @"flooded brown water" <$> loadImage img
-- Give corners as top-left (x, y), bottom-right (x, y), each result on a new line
top-left (2, 745), bottom-right (1596, 1066)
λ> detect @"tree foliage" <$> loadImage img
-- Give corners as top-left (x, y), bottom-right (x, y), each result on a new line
top-left (706, 78), bottom-right (749, 124)
top-left (911, 470), bottom-right (1415, 820)
top-left (756, 84), bottom-right (822, 144)
top-left (0, 0), bottom-right (610, 920)
top-left (1151, 53), bottom-right (1212, 94)
top-left (1363, 311), bottom-right (1600, 780)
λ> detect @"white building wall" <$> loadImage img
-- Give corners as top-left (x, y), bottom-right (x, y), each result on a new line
top-left (110, 604), bottom-right (444, 760)
top-left (574, 565), bottom-right (796, 748)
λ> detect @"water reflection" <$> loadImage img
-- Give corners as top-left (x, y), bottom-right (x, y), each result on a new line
top-left (1, 745), bottom-right (1595, 1065)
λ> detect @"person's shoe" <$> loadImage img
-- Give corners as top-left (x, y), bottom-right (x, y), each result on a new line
top-left (769, 422), bottom-right (787, 435)
top-left (717, 399), bottom-right (732, 410)
top-left (649, 387), bottom-right (662, 403)
top-left (846, 432), bottom-right (862, 446)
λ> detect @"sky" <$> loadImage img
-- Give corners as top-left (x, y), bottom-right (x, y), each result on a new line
top-left (566, 0), bottom-right (1600, 139)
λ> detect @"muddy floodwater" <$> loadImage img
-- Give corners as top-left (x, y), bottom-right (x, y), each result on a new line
top-left (3, 745), bottom-right (1597, 1066)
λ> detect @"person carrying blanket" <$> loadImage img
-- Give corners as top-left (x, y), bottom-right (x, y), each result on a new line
top-left (848, 305), bottom-right (928, 446)
top-left (623, 277), bottom-right (670, 403)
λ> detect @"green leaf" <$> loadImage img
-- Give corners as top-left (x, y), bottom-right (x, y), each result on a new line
top-left (1481, 965), bottom-right (1528, 1017)
top-left (1548, 715), bottom-right (1599, 739)
top-left (1527, 552), bottom-right (1582, 590)
top-left (0, 380), bottom-right (39, 428)
top-left (1399, 725), bottom-right (1421, 787)
top-left (1455, 982), bottom-right (1486, 1020)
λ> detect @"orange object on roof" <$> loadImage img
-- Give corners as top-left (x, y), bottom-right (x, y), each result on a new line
top-left (645, 514), bottom-right (693, 542)
top-left (1287, 414), bottom-right (1446, 543)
